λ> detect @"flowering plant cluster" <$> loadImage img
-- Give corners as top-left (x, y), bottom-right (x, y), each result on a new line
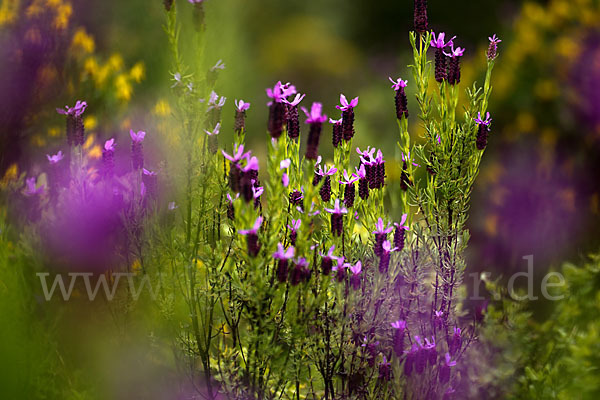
top-left (5, 1), bottom-right (500, 399)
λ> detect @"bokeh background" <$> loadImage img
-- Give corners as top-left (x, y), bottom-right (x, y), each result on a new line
top-left (1, 0), bottom-right (600, 397)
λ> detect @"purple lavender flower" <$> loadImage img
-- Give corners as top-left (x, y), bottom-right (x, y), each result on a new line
top-left (425, 336), bottom-right (437, 365)
top-left (474, 112), bottom-right (492, 150)
top-left (302, 102), bottom-right (328, 160)
top-left (357, 146), bottom-right (378, 189)
top-left (142, 168), bottom-right (158, 199)
top-left (339, 170), bottom-right (358, 208)
top-left (413, 0), bottom-right (428, 34)
top-left (283, 93), bottom-right (305, 140)
top-left (315, 164), bottom-right (337, 202)
top-left (434, 310), bottom-right (444, 329)
top-left (239, 216), bottom-right (263, 257)
top-left (430, 32), bottom-right (455, 83)
top-left (389, 77), bottom-right (409, 119)
top-left (223, 144), bottom-right (250, 192)
top-left (102, 139), bottom-right (115, 179)
top-left (252, 185), bottom-right (264, 208)
top-left (234, 99), bottom-right (250, 134)
top-left (349, 261), bottom-right (362, 290)
top-left (266, 81), bottom-right (289, 139)
top-left (289, 189), bottom-right (304, 208)
top-left (404, 344), bottom-right (417, 377)
top-left (163, 0), bottom-right (174, 11)
top-left (329, 117), bottom-right (342, 148)
top-left (46, 151), bottom-right (64, 165)
top-left (207, 91), bottom-right (226, 128)
top-left (373, 218), bottom-right (394, 257)
top-left (226, 193), bottom-right (238, 220)
top-left (336, 94), bottom-right (359, 141)
top-left (290, 257), bottom-right (311, 285)
top-left (331, 257), bottom-right (348, 283)
top-left (325, 199), bottom-right (348, 236)
top-left (445, 44), bottom-right (465, 85)
top-left (240, 156), bottom-right (259, 203)
top-left (391, 320), bottom-right (407, 357)
top-left (24, 177), bottom-right (44, 196)
top-left (379, 240), bottom-right (397, 274)
top-left (374, 149), bottom-right (386, 189)
top-left (393, 214), bottom-right (409, 251)
top-left (319, 245), bottom-right (338, 275)
top-left (378, 355), bottom-right (392, 381)
top-left (449, 327), bottom-right (462, 356)
top-left (273, 242), bottom-right (295, 283)
top-left (205, 122), bottom-right (220, 154)
top-left (487, 34), bottom-right (502, 61)
top-left (400, 152), bottom-right (419, 191)
top-left (439, 353), bottom-right (457, 384)
top-left (355, 164), bottom-right (369, 200)
top-left (130, 130), bottom-right (146, 170)
top-left (57, 100), bottom-right (87, 146)
top-left (288, 218), bottom-right (301, 245)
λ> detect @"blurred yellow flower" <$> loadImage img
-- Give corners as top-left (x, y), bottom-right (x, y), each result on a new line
top-left (83, 133), bottom-right (95, 150)
top-left (1, 164), bottom-right (18, 186)
top-left (115, 74), bottom-right (132, 102)
top-left (87, 145), bottom-right (101, 160)
top-left (0, 0), bottom-right (19, 26)
top-left (53, 3), bottom-right (71, 31)
top-left (516, 112), bottom-right (536, 133)
top-left (71, 28), bottom-right (95, 54)
top-left (534, 80), bottom-right (558, 101)
top-left (484, 214), bottom-right (498, 237)
top-left (84, 57), bottom-right (99, 76)
top-left (129, 62), bottom-right (145, 83)
top-left (31, 134), bottom-right (46, 147)
top-left (48, 126), bottom-right (62, 138)
top-left (108, 53), bottom-right (124, 72)
top-left (84, 115), bottom-right (98, 131)
top-left (153, 99), bottom-right (172, 117)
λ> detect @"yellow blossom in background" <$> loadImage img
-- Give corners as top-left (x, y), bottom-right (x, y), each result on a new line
top-left (48, 126), bottom-right (61, 138)
top-left (84, 115), bottom-right (98, 131)
top-left (71, 28), bottom-right (95, 54)
top-left (534, 79), bottom-right (558, 101)
top-left (87, 145), bottom-right (102, 159)
top-left (83, 133), bottom-right (95, 150)
top-left (108, 53), bottom-right (124, 72)
top-left (0, 0), bottom-right (19, 26)
top-left (115, 74), bottom-right (133, 102)
top-left (1, 164), bottom-right (18, 187)
top-left (153, 99), bottom-right (172, 117)
top-left (129, 62), bottom-right (145, 83)
top-left (31, 134), bottom-right (47, 147)
top-left (53, 2), bottom-right (71, 30)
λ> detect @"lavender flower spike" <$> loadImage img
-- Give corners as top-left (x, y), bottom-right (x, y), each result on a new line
top-left (319, 245), bottom-right (338, 275)
top-left (130, 130), bottom-right (146, 170)
top-left (239, 216), bottom-right (263, 257)
top-left (390, 77), bottom-right (409, 119)
top-left (102, 139), bottom-right (116, 179)
top-left (379, 240), bottom-right (397, 274)
top-left (339, 170), bottom-right (358, 208)
top-left (475, 112), bottom-right (492, 150)
top-left (57, 100), bottom-right (87, 146)
top-left (393, 214), bottom-right (409, 251)
top-left (325, 199), bottom-right (348, 237)
top-left (349, 261), bottom-right (362, 290)
top-left (234, 100), bottom-right (250, 134)
top-left (302, 102), bottom-right (327, 160)
top-left (413, 0), bottom-right (428, 34)
top-left (431, 32), bottom-right (455, 83)
top-left (329, 117), bottom-right (342, 148)
top-left (487, 34), bottom-right (502, 60)
top-left (373, 218), bottom-right (394, 257)
top-left (283, 93), bottom-right (305, 140)
top-left (273, 242), bottom-right (295, 283)
top-left (266, 81), bottom-right (287, 139)
top-left (336, 94), bottom-right (359, 141)
top-left (445, 44), bottom-right (466, 85)
top-left (47, 151), bottom-right (64, 164)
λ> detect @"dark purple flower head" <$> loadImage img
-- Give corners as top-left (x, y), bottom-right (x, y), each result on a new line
top-left (487, 34), bottom-right (502, 60)
top-left (394, 214), bottom-right (409, 231)
top-left (56, 100), bottom-right (87, 117)
top-left (235, 99), bottom-right (251, 112)
top-left (357, 146), bottom-right (376, 163)
top-left (273, 242), bottom-right (295, 260)
top-left (301, 102), bottom-right (328, 124)
top-left (391, 319), bottom-right (407, 331)
top-left (431, 32), bottom-right (455, 49)
top-left (349, 260), bottom-right (362, 275)
top-left (46, 151), bottom-right (64, 164)
top-left (266, 81), bottom-right (293, 105)
top-left (401, 151), bottom-right (420, 167)
top-left (389, 77), bottom-right (408, 91)
top-left (239, 216), bottom-right (264, 236)
top-left (24, 177), bottom-right (44, 196)
top-left (336, 94), bottom-right (359, 111)
top-left (130, 130), bottom-right (146, 143)
top-left (382, 240), bottom-right (398, 254)
top-left (474, 112), bottom-right (492, 126)
top-left (354, 164), bottom-right (367, 179)
top-left (413, 0), bottom-right (428, 33)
